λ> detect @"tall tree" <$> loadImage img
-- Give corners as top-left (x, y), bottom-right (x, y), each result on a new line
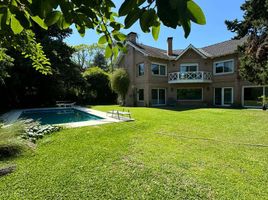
top-left (92, 52), bottom-right (107, 71)
top-left (0, 25), bottom-right (85, 109)
top-left (226, 0), bottom-right (268, 85)
top-left (72, 44), bottom-right (105, 69)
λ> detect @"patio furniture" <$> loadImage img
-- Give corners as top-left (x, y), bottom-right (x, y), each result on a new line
top-left (107, 109), bottom-right (132, 120)
top-left (56, 101), bottom-right (76, 107)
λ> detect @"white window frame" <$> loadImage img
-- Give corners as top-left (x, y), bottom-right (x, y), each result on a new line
top-left (213, 59), bottom-right (234, 75)
top-left (137, 89), bottom-right (144, 102)
top-left (137, 62), bottom-right (145, 77)
top-left (176, 87), bottom-right (203, 101)
top-left (151, 63), bottom-right (167, 76)
top-left (151, 88), bottom-right (166, 106)
top-left (242, 85), bottom-right (268, 108)
top-left (180, 63), bottom-right (199, 72)
top-left (214, 87), bottom-right (234, 106)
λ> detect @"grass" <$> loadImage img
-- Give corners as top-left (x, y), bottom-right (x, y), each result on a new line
top-left (0, 106), bottom-right (268, 199)
top-left (0, 121), bottom-right (30, 162)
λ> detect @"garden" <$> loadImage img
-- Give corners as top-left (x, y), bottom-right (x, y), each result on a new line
top-left (0, 0), bottom-right (267, 199)
top-left (0, 106), bottom-right (268, 199)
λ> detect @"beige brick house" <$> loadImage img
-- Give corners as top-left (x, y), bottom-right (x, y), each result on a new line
top-left (116, 32), bottom-right (267, 107)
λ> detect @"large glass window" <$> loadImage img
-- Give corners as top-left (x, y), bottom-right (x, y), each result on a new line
top-left (180, 64), bottom-right (198, 72)
top-left (177, 88), bottom-right (202, 100)
top-left (214, 88), bottom-right (233, 106)
top-left (214, 60), bottom-right (234, 74)
top-left (243, 87), bottom-right (264, 107)
top-left (151, 63), bottom-right (166, 76)
top-left (137, 89), bottom-right (144, 101)
top-left (151, 89), bottom-right (166, 105)
top-left (137, 63), bottom-right (145, 76)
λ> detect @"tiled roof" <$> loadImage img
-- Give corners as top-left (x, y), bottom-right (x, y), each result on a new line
top-left (129, 37), bottom-right (246, 60)
top-left (201, 37), bottom-right (247, 57)
top-left (135, 43), bottom-right (172, 60)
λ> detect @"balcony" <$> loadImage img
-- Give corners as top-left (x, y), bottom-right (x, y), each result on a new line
top-left (168, 71), bottom-right (212, 83)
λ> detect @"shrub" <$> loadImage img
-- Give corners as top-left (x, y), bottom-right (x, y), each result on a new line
top-left (110, 68), bottom-right (130, 105)
top-left (83, 67), bottom-right (117, 104)
top-left (0, 121), bottom-right (30, 159)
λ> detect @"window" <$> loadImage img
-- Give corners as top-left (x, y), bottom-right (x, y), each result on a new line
top-left (137, 63), bottom-right (145, 76)
top-left (180, 64), bottom-right (198, 72)
top-left (214, 60), bottom-right (234, 75)
top-left (151, 63), bottom-right (166, 76)
top-left (214, 87), bottom-right (233, 106)
top-left (137, 89), bottom-right (144, 101)
top-left (177, 88), bottom-right (203, 100)
top-left (243, 86), bottom-right (267, 107)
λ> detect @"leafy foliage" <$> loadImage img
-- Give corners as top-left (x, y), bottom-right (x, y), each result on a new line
top-left (0, 121), bottom-right (30, 159)
top-left (72, 44), bottom-right (107, 70)
top-left (110, 68), bottom-right (130, 105)
top-left (0, 25), bottom-right (85, 110)
top-left (0, 0), bottom-right (205, 67)
top-left (93, 52), bottom-right (108, 71)
top-left (226, 0), bottom-right (268, 85)
top-left (0, 48), bottom-right (14, 85)
top-left (0, 30), bottom-right (51, 76)
top-left (83, 67), bottom-right (116, 104)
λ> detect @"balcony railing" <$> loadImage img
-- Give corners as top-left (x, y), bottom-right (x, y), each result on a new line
top-left (168, 71), bottom-right (212, 83)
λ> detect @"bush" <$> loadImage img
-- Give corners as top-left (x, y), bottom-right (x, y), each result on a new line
top-left (83, 67), bottom-right (116, 104)
top-left (0, 121), bottom-right (30, 159)
top-left (110, 68), bottom-right (130, 105)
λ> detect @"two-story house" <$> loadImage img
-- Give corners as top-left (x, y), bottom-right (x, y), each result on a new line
top-left (116, 32), bottom-right (267, 108)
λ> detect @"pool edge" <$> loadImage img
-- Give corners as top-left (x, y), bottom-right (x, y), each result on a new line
top-left (1, 106), bottom-right (121, 128)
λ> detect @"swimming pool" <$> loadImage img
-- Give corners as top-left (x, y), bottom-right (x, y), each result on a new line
top-left (19, 108), bottom-right (104, 125)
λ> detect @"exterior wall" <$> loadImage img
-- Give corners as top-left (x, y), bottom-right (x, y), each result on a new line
top-left (118, 46), bottom-right (257, 107)
top-left (118, 46), bottom-right (150, 106)
top-left (171, 49), bottom-right (211, 73)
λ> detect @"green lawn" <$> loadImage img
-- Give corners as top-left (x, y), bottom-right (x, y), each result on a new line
top-left (1, 106), bottom-right (268, 199)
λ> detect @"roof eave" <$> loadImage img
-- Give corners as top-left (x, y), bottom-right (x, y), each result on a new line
top-left (210, 51), bottom-right (238, 59)
top-left (126, 41), bottom-right (149, 56)
top-left (175, 44), bottom-right (208, 60)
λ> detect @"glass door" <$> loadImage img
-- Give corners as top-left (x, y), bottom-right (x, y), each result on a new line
top-left (214, 88), bottom-right (233, 106)
top-left (159, 89), bottom-right (166, 105)
top-left (223, 88), bottom-right (233, 105)
top-left (151, 89), bottom-right (158, 105)
top-left (214, 88), bottom-right (222, 105)
top-left (151, 89), bottom-right (166, 105)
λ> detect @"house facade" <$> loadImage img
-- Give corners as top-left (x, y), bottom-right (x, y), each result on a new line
top-left (116, 32), bottom-right (267, 108)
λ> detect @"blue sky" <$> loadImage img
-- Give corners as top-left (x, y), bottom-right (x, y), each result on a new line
top-left (64, 0), bottom-right (245, 50)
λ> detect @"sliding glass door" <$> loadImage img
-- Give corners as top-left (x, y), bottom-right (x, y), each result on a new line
top-left (243, 86), bottom-right (268, 107)
top-left (151, 89), bottom-right (166, 105)
top-left (214, 87), bottom-right (233, 106)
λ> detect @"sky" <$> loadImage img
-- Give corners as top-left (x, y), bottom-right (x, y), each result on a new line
top-left (64, 0), bottom-right (245, 50)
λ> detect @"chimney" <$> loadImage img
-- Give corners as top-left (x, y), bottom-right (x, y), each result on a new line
top-left (167, 37), bottom-right (173, 56)
top-left (127, 32), bottom-right (137, 43)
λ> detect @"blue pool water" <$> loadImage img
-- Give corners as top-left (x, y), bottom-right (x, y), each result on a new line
top-left (19, 108), bottom-right (103, 125)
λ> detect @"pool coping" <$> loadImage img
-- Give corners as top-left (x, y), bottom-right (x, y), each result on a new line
top-left (0, 106), bottom-right (122, 128)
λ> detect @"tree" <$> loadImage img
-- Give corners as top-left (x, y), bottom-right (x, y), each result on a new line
top-left (0, 48), bottom-right (14, 85)
top-left (72, 44), bottom-right (106, 69)
top-left (225, 0), bottom-right (268, 85)
top-left (92, 52), bottom-right (107, 71)
top-left (0, 25), bottom-right (85, 109)
top-left (83, 67), bottom-right (116, 104)
top-left (0, 0), bottom-right (206, 73)
top-left (110, 68), bottom-right (130, 105)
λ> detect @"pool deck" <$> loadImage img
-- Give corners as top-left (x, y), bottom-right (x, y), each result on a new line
top-left (0, 106), bottom-right (127, 128)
